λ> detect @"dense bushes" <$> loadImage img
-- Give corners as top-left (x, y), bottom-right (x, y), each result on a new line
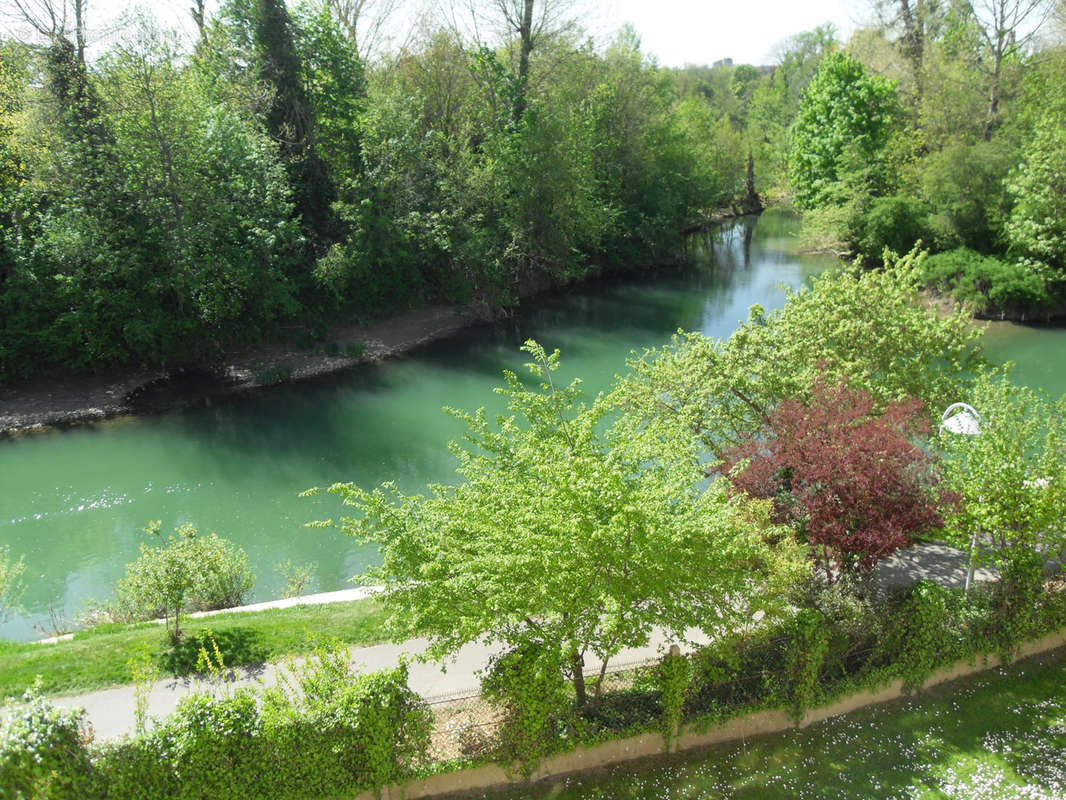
top-left (0, 646), bottom-right (431, 800)
top-left (922, 248), bottom-right (1052, 316)
top-left (0, 687), bottom-right (92, 800)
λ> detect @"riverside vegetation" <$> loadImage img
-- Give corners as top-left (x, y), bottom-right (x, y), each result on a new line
top-left (5, 252), bottom-right (1066, 798)
top-left (4, 1), bottom-right (1066, 796)
top-left (4, 0), bottom-right (1064, 383)
top-left (0, 0), bottom-right (755, 383)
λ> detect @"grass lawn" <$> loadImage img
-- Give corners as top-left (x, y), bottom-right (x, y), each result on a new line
top-left (492, 649), bottom-right (1066, 799)
top-left (0, 598), bottom-right (387, 699)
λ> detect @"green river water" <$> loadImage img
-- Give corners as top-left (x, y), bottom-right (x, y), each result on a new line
top-left (1, 211), bottom-right (1063, 641)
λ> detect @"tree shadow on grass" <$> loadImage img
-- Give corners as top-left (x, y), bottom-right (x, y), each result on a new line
top-left (158, 626), bottom-right (271, 678)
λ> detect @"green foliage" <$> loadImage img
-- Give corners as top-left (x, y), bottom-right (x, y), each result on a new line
top-left (938, 370), bottom-right (1066, 571)
top-left (782, 609), bottom-right (830, 718)
top-left (612, 249), bottom-right (983, 458)
top-left (0, 545), bottom-right (25, 622)
top-left (922, 248), bottom-right (1052, 314)
top-left (883, 580), bottom-right (953, 689)
top-left (258, 643), bottom-right (432, 795)
top-left (114, 521), bottom-right (254, 640)
top-left (274, 559), bottom-right (314, 598)
top-left (253, 365), bottom-right (293, 386)
top-left (918, 139), bottom-right (1014, 252)
top-left (324, 341), bottom-right (800, 703)
top-left (481, 644), bottom-right (571, 775)
top-left (789, 52), bottom-right (901, 209)
top-left (988, 552), bottom-right (1046, 660)
top-left (0, 1), bottom-right (771, 383)
top-left (11, 642), bottom-right (431, 799)
top-left (853, 194), bottom-right (934, 260)
top-left (655, 648), bottom-right (692, 749)
top-left (127, 646), bottom-right (159, 736)
top-left (1006, 109), bottom-right (1066, 276)
top-left (0, 685), bottom-right (92, 800)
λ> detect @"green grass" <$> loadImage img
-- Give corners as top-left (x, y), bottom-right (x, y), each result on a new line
top-left (493, 649), bottom-right (1066, 799)
top-left (0, 598), bottom-right (387, 698)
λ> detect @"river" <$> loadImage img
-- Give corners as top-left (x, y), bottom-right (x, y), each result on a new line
top-left (1, 211), bottom-right (1063, 641)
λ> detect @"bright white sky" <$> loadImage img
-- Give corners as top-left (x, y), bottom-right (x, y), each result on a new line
top-left (11, 0), bottom-right (868, 67)
top-left (603, 0), bottom-right (863, 66)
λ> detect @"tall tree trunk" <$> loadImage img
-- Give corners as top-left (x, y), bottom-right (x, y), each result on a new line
top-left (512, 0), bottom-right (534, 124)
top-left (570, 649), bottom-right (587, 706)
top-left (190, 0), bottom-right (207, 42)
top-left (984, 54), bottom-right (1002, 141)
top-left (256, 0), bottom-right (338, 254)
top-left (74, 0), bottom-right (87, 67)
top-left (743, 150), bottom-right (762, 214)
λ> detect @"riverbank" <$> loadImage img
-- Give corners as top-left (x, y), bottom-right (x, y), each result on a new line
top-left (0, 212), bottom-right (763, 437)
top-left (0, 304), bottom-right (489, 436)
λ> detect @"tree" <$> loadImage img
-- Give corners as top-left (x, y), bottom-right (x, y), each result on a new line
top-left (962, 0), bottom-right (1054, 139)
top-left (938, 369), bottom-right (1066, 570)
top-left (866, 0), bottom-right (949, 113)
top-left (722, 377), bottom-right (947, 583)
top-left (320, 341), bottom-right (801, 705)
top-left (445, 0), bottom-right (579, 125)
top-left (323, 0), bottom-right (404, 59)
top-left (788, 51), bottom-right (901, 209)
top-left (610, 249), bottom-right (984, 462)
top-left (1006, 108), bottom-right (1066, 276)
top-left (115, 521), bottom-right (254, 640)
top-left (293, 4), bottom-right (366, 187)
top-left (0, 545), bottom-right (26, 622)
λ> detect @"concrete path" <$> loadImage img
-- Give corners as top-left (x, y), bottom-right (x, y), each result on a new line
top-left (876, 541), bottom-right (997, 590)
top-left (52, 628), bottom-right (713, 742)
top-left (45, 541), bottom-right (994, 742)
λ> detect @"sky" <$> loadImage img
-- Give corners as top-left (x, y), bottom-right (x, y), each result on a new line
top-left (6, 0), bottom-right (868, 67)
top-left (604, 0), bottom-right (863, 66)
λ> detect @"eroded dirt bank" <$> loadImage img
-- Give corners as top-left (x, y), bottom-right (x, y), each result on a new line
top-left (0, 305), bottom-right (487, 435)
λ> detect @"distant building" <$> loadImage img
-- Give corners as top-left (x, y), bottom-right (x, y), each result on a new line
top-left (712, 57), bottom-right (733, 68)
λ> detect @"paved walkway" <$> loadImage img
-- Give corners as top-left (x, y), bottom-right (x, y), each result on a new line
top-left (46, 542), bottom-right (994, 742)
top-left (52, 627), bottom-right (714, 741)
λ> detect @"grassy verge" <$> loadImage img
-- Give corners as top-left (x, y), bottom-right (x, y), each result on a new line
top-left (0, 598), bottom-right (387, 699)
top-left (496, 649), bottom-right (1066, 799)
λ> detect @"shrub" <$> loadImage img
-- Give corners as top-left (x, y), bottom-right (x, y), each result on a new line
top-left (88, 644), bottom-right (431, 799)
top-left (853, 194), bottom-right (934, 260)
top-left (114, 522), bottom-right (254, 640)
top-left (259, 643), bottom-right (432, 795)
top-left (481, 643), bottom-right (571, 776)
top-left (0, 686), bottom-right (93, 800)
top-left (722, 377), bottom-right (947, 583)
top-left (922, 248), bottom-right (1052, 314)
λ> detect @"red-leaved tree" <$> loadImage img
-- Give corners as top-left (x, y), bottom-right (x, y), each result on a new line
top-left (721, 377), bottom-right (947, 583)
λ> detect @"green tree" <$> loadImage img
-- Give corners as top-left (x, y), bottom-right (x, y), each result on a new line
top-left (1006, 109), bottom-right (1066, 277)
top-left (611, 249), bottom-right (984, 460)
top-left (115, 522), bottom-right (254, 640)
top-left (319, 341), bottom-right (800, 705)
top-left (292, 3), bottom-right (366, 187)
top-left (257, 0), bottom-right (338, 252)
top-left (938, 369), bottom-right (1066, 570)
top-left (747, 24), bottom-right (837, 196)
top-left (789, 51), bottom-right (901, 208)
